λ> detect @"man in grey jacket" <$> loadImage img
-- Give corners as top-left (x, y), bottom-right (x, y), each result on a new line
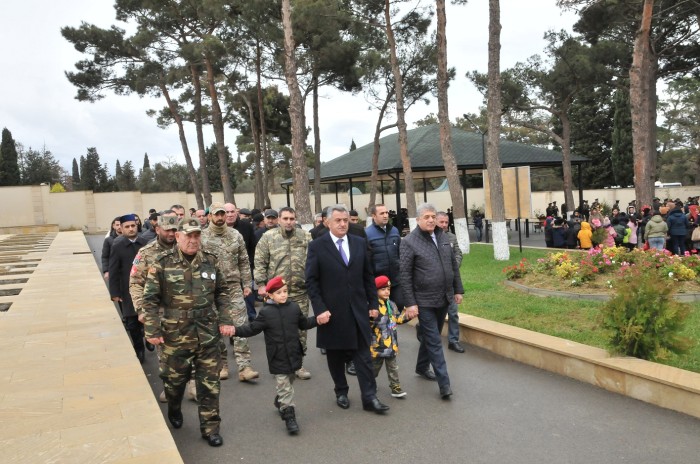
top-left (400, 204), bottom-right (464, 399)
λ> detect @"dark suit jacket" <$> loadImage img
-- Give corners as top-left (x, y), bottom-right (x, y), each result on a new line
top-left (109, 235), bottom-right (147, 318)
top-left (305, 232), bottom-right (378, 350)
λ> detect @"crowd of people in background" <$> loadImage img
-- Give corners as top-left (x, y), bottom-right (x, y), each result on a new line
top-left (542, 196), bottom-right (700, 256)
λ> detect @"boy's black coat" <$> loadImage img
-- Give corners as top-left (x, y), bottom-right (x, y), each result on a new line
top-left (235, 300), bottom-right (317, 374)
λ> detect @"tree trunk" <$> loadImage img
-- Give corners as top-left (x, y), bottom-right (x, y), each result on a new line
top-left (384, 0), bottom-right (416, 223)
top-left (281, 0), bottom-right (313, 226)
top-left (242, 92), bottom-right (264, 208)
top-left (190, 65), bottom-right (212, 207)
top-left (159, 83), bottom-right (204, 209)
top-left (313, 76), bottom-right (322, 213)
top-left (560, 109), bottom-right (576, 209)
top-left (256, 42), bottom-right (271, 207)
top-left (630, 0), bottom-right (656, 210)
top-left (368, 94), bottom-right (394, 208)
top-left (204, 55), bottom-right (234, 203)
top-left (436, 0), bottom-right (469, 254)
top-left (486, 0), bottom-right (509, 261)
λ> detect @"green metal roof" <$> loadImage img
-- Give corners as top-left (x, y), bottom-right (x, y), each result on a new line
top-left (284, 124), bottom-right (588, 184)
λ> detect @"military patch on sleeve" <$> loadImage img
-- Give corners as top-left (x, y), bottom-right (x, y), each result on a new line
top-left (130, 264), bottom-right (139, 276)
top-left (132, 254), bottom-right (142, 266)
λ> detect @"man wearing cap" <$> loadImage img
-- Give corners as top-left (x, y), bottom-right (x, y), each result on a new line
top-left (142, 218), bottom-right (235, 447)
top-left (129, 212), bottom-right (179, 401)
top-left (202, 202), bottom-right (258, 382)
top-left (255, 206), bottom-right (313, 379)
top-left (255, 209), bottom-right (279, 243)
top-left (109, 214), bottom-right (149, 362)
top-left (238, 208), bottom-right (252, 220)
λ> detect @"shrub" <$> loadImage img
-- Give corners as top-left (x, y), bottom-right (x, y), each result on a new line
top-left (599, 272), bottom-right (693, 361)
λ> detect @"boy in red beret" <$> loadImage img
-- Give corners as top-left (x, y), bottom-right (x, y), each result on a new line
top-left (232, 276), bottom-right (326, 434)
top-left (370, 276), bottom-right (412, 399)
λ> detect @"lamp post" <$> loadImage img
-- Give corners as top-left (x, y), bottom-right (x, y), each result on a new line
top-left (462, 114), bottom-right (487, 171)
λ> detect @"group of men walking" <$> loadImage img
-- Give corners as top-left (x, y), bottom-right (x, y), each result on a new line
top-left (103, 201), bottom-right (464, 446)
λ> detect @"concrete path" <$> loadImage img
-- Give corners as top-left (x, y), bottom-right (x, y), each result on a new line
top-left (85, 234), bottom-right (700, 464)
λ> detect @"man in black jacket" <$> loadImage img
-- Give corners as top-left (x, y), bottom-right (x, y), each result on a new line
top-left (400, 203), bottom-right (464, 399)
top-left (109, 214), bottom-right (149, 363)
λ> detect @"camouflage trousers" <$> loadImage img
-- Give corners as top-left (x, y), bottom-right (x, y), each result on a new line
top-left (289, 293), bottom-right (310, 355)
top-left (373, 356), bottom-right (400, 389)
top-left (275, 374), bottom-right (295, 410)
top-left (160, 338), bottom-right (222, 436)
top-left (223, 289), bottom-right (252, 371)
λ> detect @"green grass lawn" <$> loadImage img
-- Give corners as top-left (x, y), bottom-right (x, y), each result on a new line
top-left (459, 244), bottom-right (700, 374)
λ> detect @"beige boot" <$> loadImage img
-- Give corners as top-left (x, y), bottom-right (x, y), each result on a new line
top-left (295, 366), bottom-right (311, 380)
top-left (238, 366), bottom-right (260, 381)
top-left (186, 379), bottom-right (198, 401)
top-left (220, 361), bottom-right (229, 380)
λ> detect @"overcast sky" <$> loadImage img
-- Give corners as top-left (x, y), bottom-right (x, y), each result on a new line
top-left (0, 1), bottom-right (577, 174)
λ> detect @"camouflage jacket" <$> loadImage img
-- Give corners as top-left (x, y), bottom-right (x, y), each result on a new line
top-left (201, 226), bottom-right (251, 288)
top-left (142, 247), bottom-right (234, 342)
top-left (254, 226), bottom-right (311, 294)
top-left (129, 238), bottom-right (175, 315)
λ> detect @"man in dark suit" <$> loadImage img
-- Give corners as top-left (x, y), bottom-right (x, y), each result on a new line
top-left (109, 214), bottom-right (149, 363)
top-left (305, 205), bottom-right (389, 414)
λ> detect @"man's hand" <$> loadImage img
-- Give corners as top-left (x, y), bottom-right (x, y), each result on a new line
top-left (137, 313), bottom-right (145, 323)
top-left (454, 294), bottom-right (463, 305)
top-left (111, 296), bottom-right (122, 302)
top-left (257, 286), bottom-right (267, 297)
top-left (103, 272), bottom-right (109, 281)
top-left (316, 311), bottom-right (331, 325)
top-left (220, 325), bottom-right (235, 337)
top-left (147, 336), bottom-right (164, 346)
top-left (369, 309), bottom-right (379, 319)
top-left (243, 287), bottom-right (252, 297)
top-left (405, 305), bottom-right (419, 319)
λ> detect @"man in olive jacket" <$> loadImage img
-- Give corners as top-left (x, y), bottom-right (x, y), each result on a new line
top-left (400, 203), bottom-right (464, 400)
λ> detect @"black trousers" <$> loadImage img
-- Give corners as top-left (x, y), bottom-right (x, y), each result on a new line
top-left (325, 324), bottom-right (377, 404)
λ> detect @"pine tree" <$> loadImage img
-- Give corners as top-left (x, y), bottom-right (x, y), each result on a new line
top-left (0, 128), bottom-right (21, 186)
top-left (72, 158), bottom-right (81, 187)
top-left (349, 139), bottom-right (357, 151)
top-left (143, 153), bottom-right (150, 170)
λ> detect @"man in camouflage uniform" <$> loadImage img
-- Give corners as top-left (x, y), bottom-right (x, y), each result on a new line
top-left (202, 202), bottom-right (259, 382)
top-left (437, 211), bottom-right (465, 354)
top-left (254, 206), bottom-right (313, 379)
top-left (143, 218), bottom-right (234, 447)
top-left (129, 212), bottom-right (179, 402)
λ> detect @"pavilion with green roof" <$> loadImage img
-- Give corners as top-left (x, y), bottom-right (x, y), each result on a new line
top-left (282, 124), bottom-right (589, 215)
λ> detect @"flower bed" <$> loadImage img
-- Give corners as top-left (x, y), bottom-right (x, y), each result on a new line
top-left (504, 246), bottom-right (700, 294)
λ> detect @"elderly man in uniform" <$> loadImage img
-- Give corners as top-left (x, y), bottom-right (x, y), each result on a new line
top-left (143, 218), bottom-right (235, 447)
top-left (109, 213), bottom-right (149, 363)
top-left (255, 206), bottom-right (313, 379)
top-left (400, 203), bottom-right (464, 400)
top-left (202, 202), bottom-right (258, 382)
top-left (129, 212), bottom-right (179, 402)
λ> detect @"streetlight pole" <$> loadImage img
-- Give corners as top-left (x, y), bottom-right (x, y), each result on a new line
top-left (462, 114), bottom-right (487, 170)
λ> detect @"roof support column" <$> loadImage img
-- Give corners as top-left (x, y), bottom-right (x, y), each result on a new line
top-left (334, 182), bottom-right (339, 204)
top-left (577, 164), bottom-right (583, 213)
top-left (461, 170), bottom-right (468, 221)
top-left (380, 180), bottom-right (385, 204)
top-left (349, 178), bottom-right (354, 211)
top-left (423, 178), bottom-right (428, 203)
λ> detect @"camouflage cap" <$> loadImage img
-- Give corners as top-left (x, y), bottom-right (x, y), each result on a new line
top-left (209, 202), bottom-right (226, 215)
top-left (158, 215), bottom-right (179, 231)
top-left (178, 218), bottom-right (202, 234)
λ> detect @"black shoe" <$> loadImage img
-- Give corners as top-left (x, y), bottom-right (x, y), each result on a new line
top-left (346, 361), bottom-right (356, 376)
top-left (362, 398), bottom-right (390, 414)
top-left (415, 369), bottom-right (436, 381)
top-left (440, 385), bottom-right (453, 399)
top-left (136, 347), bottom-right (145, 364)
top-left (145, 340), bottom-right (155, 352)
top-left (336, 394), bottom-right (350, 409)
top-left (167, 408), bottom-right (183, 429)
top-left (281, 406), bottom-right (299, 434)
top-left (448, 342), bottom-right (465, 353)
top-left (203, 433), bottom-right (223, 447)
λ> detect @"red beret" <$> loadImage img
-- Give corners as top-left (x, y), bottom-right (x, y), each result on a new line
top-left (375, 275), bottom-right (391, 289)
top-left (266, 276), bottom-right (286, 294)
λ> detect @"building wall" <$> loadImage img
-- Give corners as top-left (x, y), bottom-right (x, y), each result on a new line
top-left (0, 184), bottom-right (697, 232)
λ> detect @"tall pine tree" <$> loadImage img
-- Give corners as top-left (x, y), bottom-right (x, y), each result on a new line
top-left (0, 128), bottom-right (21, 186)
top-left (72, 158), bottom-right (81, 187)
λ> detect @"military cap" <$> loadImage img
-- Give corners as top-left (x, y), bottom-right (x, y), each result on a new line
top-left (209, 202), bottom-right (226, 215)
top-left (266, 276), bottom-right (286, 294)
top-left (178, 218), bottom-right (202, 234)
top-left (120, 213), bottom-right (137, 223)
top-left (239, 208), bottom-right (252, 216)
top-left (264, 209), bottom-right (278, 218)
top-left (158, 215), bottom-right (179, 230)
top-left (375, 275), bottom-right (391, 289)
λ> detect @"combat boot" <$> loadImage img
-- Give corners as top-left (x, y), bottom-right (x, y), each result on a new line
top-left (295, 366), bottom-right (311, 380)
top-left (220, 360), bottom-right (230, 380)
top-left (281, 406), bottom-right (299, 434)
top-left (238, 366), bottom-right (260, 381)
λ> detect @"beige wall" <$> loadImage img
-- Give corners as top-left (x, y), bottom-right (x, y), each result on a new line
top-left (0, 184), bottom-right (697, 232)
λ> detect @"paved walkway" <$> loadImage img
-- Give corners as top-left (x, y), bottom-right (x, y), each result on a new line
top-left (2, 231), bottom-right (697, 464)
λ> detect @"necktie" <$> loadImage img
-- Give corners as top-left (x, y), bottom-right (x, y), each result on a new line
top-left (337, 238), bottom-right (349, 265)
